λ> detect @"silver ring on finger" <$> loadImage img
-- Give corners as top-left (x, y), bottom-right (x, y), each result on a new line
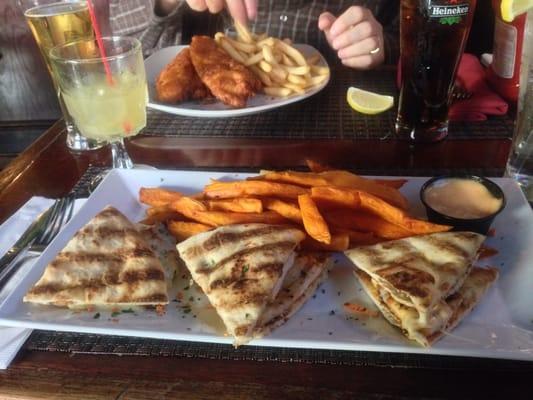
top-left (369, 47), bottom-right (380, 55)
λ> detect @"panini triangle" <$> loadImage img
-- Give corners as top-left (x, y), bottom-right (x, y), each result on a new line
top-left (254, 252), bottom-right (333, 339)
top-left (355, 266), bottom-right (498, 346)
top-left (176, 223), bottom-right (306, 346)
top-left (24, 207), bottom-right (169, 309)
top-left (345, 231), bottom-right (486, 322)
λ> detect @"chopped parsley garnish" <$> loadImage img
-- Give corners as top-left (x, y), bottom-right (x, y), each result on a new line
top-left (121, 308), bottom-right (135, 313)
top-left (329, 310), bottom-right (335, 316)
top-left (189, 296), bottom-right (194, 302)
top-left (241, 265), bottom-right (249, 277)
top-left (111, 311), bottom-right (120, 318)
top-left (183, 286), bottom-right (190, 291)
top-left (93, 312), bottom-right (100, 319)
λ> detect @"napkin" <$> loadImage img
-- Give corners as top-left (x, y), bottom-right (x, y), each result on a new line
top-left (396, 53), bottom-right (509, 122)
top-left (0, 197), bottom-right (85, 369)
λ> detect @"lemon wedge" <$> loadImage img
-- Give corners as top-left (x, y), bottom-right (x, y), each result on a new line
top-left (346, 87), bottom-right (394, 115)
top-left (501, 0), bottom-right (533, 22)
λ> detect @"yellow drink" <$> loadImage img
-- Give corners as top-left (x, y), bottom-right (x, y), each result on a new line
top-left (62, 71), bottom-right (148, 142)
top-left (25, 2), bottom-right (93, 75)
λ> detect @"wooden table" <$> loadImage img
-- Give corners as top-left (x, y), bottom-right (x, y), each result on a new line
top-left (0, 122), bottom-right (530, 400)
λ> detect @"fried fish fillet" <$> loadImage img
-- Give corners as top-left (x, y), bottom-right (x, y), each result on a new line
top-left (156, 48), bottom-right (210, 103)
top-left (189, 35), bottom-right (262, 108)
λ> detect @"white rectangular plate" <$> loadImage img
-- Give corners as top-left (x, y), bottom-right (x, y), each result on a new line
top-left (0, 169), bottom-right (532, 361)
top-left (144, 45), bottom-right (330, 118)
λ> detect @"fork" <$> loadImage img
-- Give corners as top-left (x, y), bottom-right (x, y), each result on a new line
top-left (0, 195), bottom-right (75, 289)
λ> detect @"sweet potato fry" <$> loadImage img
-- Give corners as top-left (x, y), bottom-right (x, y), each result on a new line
top-left (141, 205), bottom-right (182, 225)
top-left (167, 220), bottom-right (212, 241)
top-left (298, 194), bottom-right (331, 244)
top-left (204, 180), bottom-right (308, 200)
top-left (373, 178), bottom-right (408, 189)
top-left (255, 170), bottom-right (407, 210)
top-left (305, 159), bottom-right (333, 172)
top-left (324, 210), bottom-right (413, 240)
top-left (311, 186), bottom-right (361, 209)
top-left (139, 188), bottom-right (184, 207)
top-left (207, 198), bottom-right (263, 213)
top-left (318, 171), bottom-right (408, 210)
top-left (343, 302), bottom-right (379, 318)
top-left (262, 198), bottom-right (302, 223)
top-left (172, 196), bottom-right (207, 214)
top-left (357, 191), bottom-right (451, 235)
top-left (172, 208), bottom-right (289, 227)
top-left (331, 228), bottom-right (383, 246)
top-left (301, 233), bottom-right (349, 252)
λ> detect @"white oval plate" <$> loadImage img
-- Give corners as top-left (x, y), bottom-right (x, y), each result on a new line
top-left (144, 44), bottom-right (330, 118)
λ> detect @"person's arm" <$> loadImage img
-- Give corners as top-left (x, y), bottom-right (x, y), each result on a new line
top-left (185, 0), bottom-right (257, 24)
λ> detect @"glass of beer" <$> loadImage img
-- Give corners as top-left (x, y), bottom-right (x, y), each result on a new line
top-left (19, 0), bottom-right (104, 151)
top-left (49, 36), bottom-right (148, 168)
top-left (395, 0), bottom-right (477, 142)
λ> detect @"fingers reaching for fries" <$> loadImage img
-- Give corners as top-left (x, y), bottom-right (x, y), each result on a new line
top-left (215, 21), bottom-right (330, 98)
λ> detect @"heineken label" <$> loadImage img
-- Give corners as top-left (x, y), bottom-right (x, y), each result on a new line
top-left (429, 3), bottom-right (470, 25)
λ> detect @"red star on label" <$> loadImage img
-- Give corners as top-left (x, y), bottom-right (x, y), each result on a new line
top-left (449, 0), bottom-right (459, 3)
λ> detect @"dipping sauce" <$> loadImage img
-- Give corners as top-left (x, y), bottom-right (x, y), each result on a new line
top-left (423, 178), bottom-right (503, 219)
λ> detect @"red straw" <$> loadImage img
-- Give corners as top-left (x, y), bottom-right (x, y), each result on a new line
top-left (86, 0), bottom-right (114, 85)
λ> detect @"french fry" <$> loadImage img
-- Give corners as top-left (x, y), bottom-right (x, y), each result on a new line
top-left (264, 87), bottom-right (292, 97)
top-left (167, 220), bottom-right (212, 241)
top-left (311, 65), bottom-right (329, 75)
top-left (305, 74), bottom-right (329, 88)
top-left (244, 51), bottom-right (265, 66)
top-left (306, 54), bottom-right (321, 65)
top-left (259, 60), bottom-right (273, 73)
top-left (218, 38), bottom-right (246, 63)
top-left (139, 188), bottom-right (183, 207)
top-left (234, 20), bottom-right (254, 44)
top-left (298, 194), bottom-right (331, 244)
top-left (207, 198), bottom-right (263, 213)
top-left (250, 65), bottom-right (273, 86)
top-left (262, 198), bottom-right (302, 223)
top-left (276, 39), bottom-right (307, 66)
top-left (204, 180), bottom-right (309, 200)
top-left (256, 170), bottom-right (329, 187)
top-left (281, 65), bottom-right (310, 75)
top-left (282, 82), bottom-right (305, 94)
top-left (171, 196), bottom-right (208, 219)
top-left (261, 45), bottom-right (277, 64)
top-left (257, 37), bottom-right (276, 47)
top-left (287, 74), bottom-right (307, 85)
top-left (301, 233), bottom-right (350, 252)
top-left (223, 35), bottom-right (257, 52)
top-left (281, 53), bottom-right (296, 66)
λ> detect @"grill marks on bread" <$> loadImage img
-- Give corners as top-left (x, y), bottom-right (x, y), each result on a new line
top-left (24, 207), bottom-right (169, 308)
top-left (177, 223), bottom-right (306, 346)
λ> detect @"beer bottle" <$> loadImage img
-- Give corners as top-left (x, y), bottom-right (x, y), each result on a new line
top-left (486, 0), bottom-right (527, 103)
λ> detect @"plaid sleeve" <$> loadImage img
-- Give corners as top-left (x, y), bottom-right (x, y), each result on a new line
top-left (109, 0), bottom-right (184, 56)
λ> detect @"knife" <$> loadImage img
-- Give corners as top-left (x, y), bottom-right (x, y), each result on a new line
top-left (0, 204), bottom-right (55, 273)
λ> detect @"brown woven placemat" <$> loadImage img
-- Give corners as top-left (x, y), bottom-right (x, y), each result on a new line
top-left (143, 65), bottom-right (514, 140)
top-left (22, 165), bottom-right (526, 368)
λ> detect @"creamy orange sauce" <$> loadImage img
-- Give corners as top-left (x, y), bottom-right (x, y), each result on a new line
top-left (424, 178), bottom-right (502, 219)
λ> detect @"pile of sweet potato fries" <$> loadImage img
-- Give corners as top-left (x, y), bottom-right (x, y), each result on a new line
top-left (139, 163), bottom-right (451, 251)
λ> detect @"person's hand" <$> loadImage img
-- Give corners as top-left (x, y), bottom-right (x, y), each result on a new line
top-left (186, 0), bottom-right (258, 24)
top-left (318, 6), bottom-right (384, 70)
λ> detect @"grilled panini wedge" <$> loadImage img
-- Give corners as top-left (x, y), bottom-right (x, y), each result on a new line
top-left (176, 224), bottom-right (305, 346)
top-left (254, 252), bottom-right (333, 338)
top-left (356, 266), bottom-right (498, 346)
top-left (345, 232), bottom-right (486, 323)
top-left (24, 207), bottom-right (169, 309)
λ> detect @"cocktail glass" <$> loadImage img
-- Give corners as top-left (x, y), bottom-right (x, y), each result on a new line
top-left (49, 36), bottom-right (148, 168)
top-left (18, 0), bottom-right (105, 151)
